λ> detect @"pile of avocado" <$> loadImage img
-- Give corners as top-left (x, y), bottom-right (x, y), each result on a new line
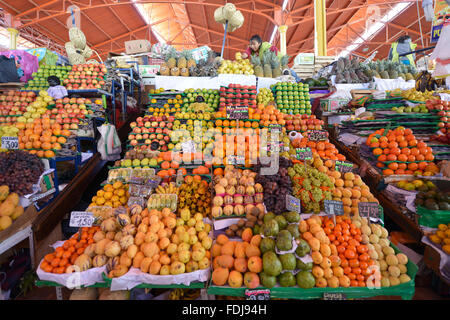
top-left (257, 211), bottom-right (315, 289)
top-left (24, 65), bottom-right (72, 91)
top-left (415, 190), bottom-right (450, 211)
top-left (303, 77), bottom-right (328, 87)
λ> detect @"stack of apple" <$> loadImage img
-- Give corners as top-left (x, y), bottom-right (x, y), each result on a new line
top-left (426, 99), bottom-right (450, 143)
top-left (63, 64), bottom-right (107, 90)
top-left (128, 116), bottom-right (174, 151)
top-left (45, 97), bottom-right (92, 129)
top-left (219, 84), bottom-right (257, 110)
top-left (0, 91), bottom-right (36, 124)
top-left (284, 114), bottom-right (325, 133)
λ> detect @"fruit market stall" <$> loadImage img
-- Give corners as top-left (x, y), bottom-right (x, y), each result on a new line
top-left (28, 74), bottom-right (424, 300)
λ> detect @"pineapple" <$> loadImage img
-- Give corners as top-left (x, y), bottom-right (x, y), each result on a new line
top-left (280, 55), bottom-right (290, 70)
top-left (262, 52), bottom-right (272, 78)
top-left (165, 49), bottom-right (178, 69)
top-left (251, 55), bottom-right (264, 77)
top-left (159, 64), bottom-right (170, 76)
top-left (180, 67), bottom-right (189, 77)
top-left (271, 52), bottom-right (282, 78)
top-left (170, 67), bottom-right (180, 76)
top-left (187, 58), bottom-right (196, 69)
top-left (178, 50), bottom-right (193, 69)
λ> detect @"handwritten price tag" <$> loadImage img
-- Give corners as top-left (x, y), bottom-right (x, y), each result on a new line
top-left (226, 106), bottom-right (249, 119)
top-left (69, 211), bottom-right (94, 228)
top-left (286, 194), bottom-right (301, 213)
top-left (324, 200), bottom-right (344, 216)
top-left (335, 160), bottom-right (354, 173)
top-left (323, 293), bottom-right (347, 300)
top-left (307, 130), bottom-right (328, 142)
top-left (245, 289), bottom-right (270, 300)
top-left (227, 155), bottom-right (245, 165)
top-left (358, 202), bottom-right (380, 219)
top-left (296, 147), bottom-right (313, 161)
top-left (1, 136), bottom-right (18, 149)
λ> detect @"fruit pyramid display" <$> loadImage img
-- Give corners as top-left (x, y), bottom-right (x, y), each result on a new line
top-left (24, 65), bottom-right (73, 91)
top-left (211, 233), bottom-right (262, 289)
top-left (257, 88), bottom-right (274, 106)
top-left (211, 165), bottom-right (264, 219)
top-left (284, 114), bottom-right (324, 133)
top-left (0, 185), bottom-right (25, 232)
top-left (366, 127), bottom-right (438, 176)
top-left (182, 89), bottom-right (220, 112)
top-left (427, 223), bottom-right (450, 255)
top-left (88, 181), bottom-right (130, 209)
top-left (148, 93), bottom-right (183, 116)
top-left (64, 63), bottom-right (107, 90)
top-left (218, 52), bottom-right (254, 75)
top-left (177, 175), bottom-right (211, 218)
top-left (272, 81), bottom-right (311, 115)
top-left (0, 91), bottom-right (37, 125)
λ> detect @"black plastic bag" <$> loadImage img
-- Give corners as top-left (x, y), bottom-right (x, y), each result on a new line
top-left (0, 55), bottom-right (20, 83)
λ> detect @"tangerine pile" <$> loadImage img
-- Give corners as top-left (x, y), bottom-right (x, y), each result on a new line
top-left (367, 127), bottom-right (436, 176)
top-left (16, 118), bottom-right (71, 158)
top-left (292, 137), bottom-right (346, 161)
top-left (321, 216), bottom-right (374, 287)
top-left (40, 226), bottom-right (100, 274)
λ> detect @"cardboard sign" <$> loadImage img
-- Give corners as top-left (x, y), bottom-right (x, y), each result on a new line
top-left (226, 106), bottom-right (249, 119)
top-left (323, 293), bottom-right (347, 300)
top-left (307, 130), bottom-right (328, 142)
top-left (69, 211), bottom-right (94, 228)
top-left (324, 200), bottom-right (344, 216)
top-left (295, 147), bottom-right (313, 161)
top-left (358, 202), bottom-right (380, 219)
top-left (1, 136), bottom-right (19, 149)
top-left (245, 289), bottom-right (270, 300)
top-left (335, 160), bottom-right (354, 172)
top-left (286, 194), bottom-right (301, 213)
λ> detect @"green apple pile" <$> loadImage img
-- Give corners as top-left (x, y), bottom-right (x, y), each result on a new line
top-left (182, 89), bottom-right (220, 111)
top-left (392, 104), bottom-right (429, 114)
top-left (24, 65), bottom-right (72, 91)
top-left (272, 82), bottom-right (311, 115)
top-left (257, 88), bottom-right (274, 105)
top-left (170, 125), bottom-right (215, 154)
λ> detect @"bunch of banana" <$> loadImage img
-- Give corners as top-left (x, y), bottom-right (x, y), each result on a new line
top-left (147, 194), bottom-right (177, 211)
top-left (415, 71), bottom-right (436, 93)
top-left (155, 182), bottom-right (179, 195)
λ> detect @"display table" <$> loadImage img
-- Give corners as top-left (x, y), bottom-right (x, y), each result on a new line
top-left (154, 75), bottom-right (263, 91)
top-left (0, 206), bottom-right (38, 268)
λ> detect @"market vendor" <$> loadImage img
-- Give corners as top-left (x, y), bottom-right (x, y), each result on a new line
top-left (241, 35), bottom-right (281, 60)
top-left (388, 35), bottom-right (417, 67)
top-left (46, 75), bottom-right (68, 99)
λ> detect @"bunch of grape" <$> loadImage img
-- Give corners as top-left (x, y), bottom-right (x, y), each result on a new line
top-left (0, 150), bottom-right (44, 195)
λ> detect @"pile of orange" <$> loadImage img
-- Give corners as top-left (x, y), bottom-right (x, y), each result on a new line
top-left (259, 104), bottom-right (286, 127)
top-left (40, 226), bottom-right (100, 274)
top-left (211, 133), bottom-right (261, 167)
top-left (16, 118), bottom-right (71, 158)
top-left (366, 127), bottom-right (436, 176)
top-left (321, 215), bottom-right (374, 287)
top-left (214, 118), bottom-right (260, 130)
top-left (291, 137), bottom-right (346, 161)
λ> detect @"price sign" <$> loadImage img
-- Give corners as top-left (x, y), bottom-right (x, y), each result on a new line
top-left (323, 293), bottom-right (347, 300)
top-left (324, 200), bottom-right (344, 216)
top-left (335, 160), bottom-right (354, 173)
top-left (69, 211), bottom-right (94, 228)
top-left (358, 202), bottom-right (380, 219)
top-left (307, 130), bottom-right (328, 142)
top-left (226, 106), bottom-right (249, 119)
top-left (245, 289), bottom-right (270, 300)
top-left (268, 123), bottom-right (282, 133)
top-left (30, 188), bottom-right (56, 203)
top-left (227, 155), bottom-right (245, 165)
top-left (286, 194), bottom-right (301, 213)
top-left (1, 136), bottom-right (18, 149)
top-left (296, 147), bottom-right (313, 161)
top-left (264, 142), bottom-right (284, 152)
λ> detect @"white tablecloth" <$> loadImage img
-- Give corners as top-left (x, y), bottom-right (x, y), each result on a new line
top-left (373, 77), bottom-right (416, 91)
top-left (154, 76), bottom-right (219, 90)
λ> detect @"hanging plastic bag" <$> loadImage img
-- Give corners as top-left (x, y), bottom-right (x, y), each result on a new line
top-left (431, 23), bottom-right (450, 79)
top-left (0, 55), bottom-right (20, 83)
top-left (97, 124), bottom-right (122, 161)
top-left (69, 27), bottom-right (86, 49)
top-left (0, 50), bottom-right (39, 82)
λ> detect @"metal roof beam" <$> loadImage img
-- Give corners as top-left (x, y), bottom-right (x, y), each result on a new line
top-left (387, 22), bottom-right (422, 37)
top-left (15, 0), bottom-right (60, 18)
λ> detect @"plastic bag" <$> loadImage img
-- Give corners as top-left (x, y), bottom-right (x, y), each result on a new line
top-left (0, 50), bottom-right (39, 82)
top-left (97, 123), bottom-right (122, 161)
top-left (0, 55), bottom-right (20, 83)
top-left (431, 23), bottom-right (450, 78)
top-left (69, 27), bottom-right (86, 49)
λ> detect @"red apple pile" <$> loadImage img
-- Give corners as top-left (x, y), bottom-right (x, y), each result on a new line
top-left (0, 91), bottom-right (36, 124)
top-left (283, 114), bottom-right (325, 132)
top-left (63, 64), bottom-right (107, 90)
top-left (128, 116), bottom-right (174, 151)
top-left (219, 84), bottom-right (257, 109)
